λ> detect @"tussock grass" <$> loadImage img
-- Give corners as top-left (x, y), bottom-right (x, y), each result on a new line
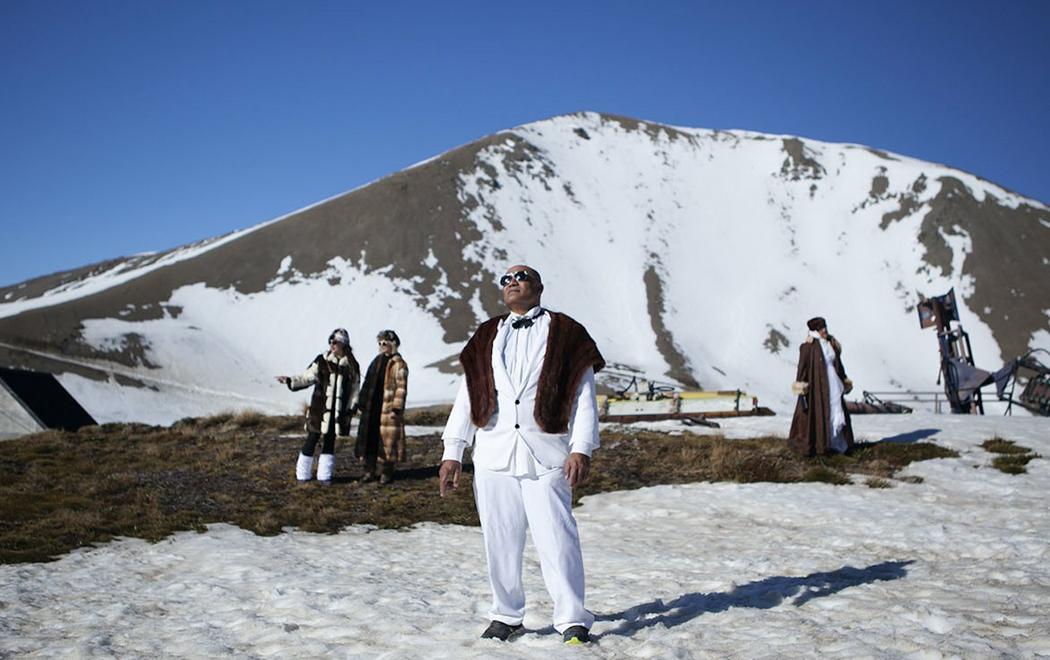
top-left (230, 410), bottom-right (268, 428)
top-left (981, 437), bottom-right (1031, 455)
top-left (802, 466), bottom-right (850, 484)
top-left (575, 431), bottom-right (953, 500)
top-left (1, 419), bottom-right (956, 564)
top-left (980, 437), bottom-right (1041, 475)
top-left (897, 475), bottom-right (924, 484)
top-left (404, 405), bottom-right (453, 427)
top-left (992, 454), bottom-right (1036, 474)
top-left (865, 477), bottom-right (893, 489)
top-left (825, 441), bottom-right (958, 474)
top-left (176, 410), bottom-right (275, 432)
top-left (196, 413), bottom-right (233, 429)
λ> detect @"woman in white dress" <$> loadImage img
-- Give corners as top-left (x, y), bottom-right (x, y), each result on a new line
top-left (788, 317), bottom-right (855, 456)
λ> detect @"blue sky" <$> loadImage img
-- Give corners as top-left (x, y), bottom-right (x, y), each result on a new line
top-left (1, 0), bottom-right (1048, 287)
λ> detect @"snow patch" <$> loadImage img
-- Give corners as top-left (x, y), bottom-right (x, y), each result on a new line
top-left (276, 256), bottom-right (293, 275)
top-left (2, 414), bottom-right (1049, 657)
top-left (62, 264), bottom-right (465, 424)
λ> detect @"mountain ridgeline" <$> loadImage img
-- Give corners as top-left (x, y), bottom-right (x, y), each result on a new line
top-left (1, 112), bottom-right (1047, 424)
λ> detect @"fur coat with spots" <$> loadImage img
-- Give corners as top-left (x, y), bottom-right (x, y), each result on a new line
top-left (287, 351), bottom-right (361, 436)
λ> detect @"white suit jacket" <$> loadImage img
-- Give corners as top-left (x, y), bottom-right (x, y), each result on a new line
top-left (442, 311), bottom-right (600, 471)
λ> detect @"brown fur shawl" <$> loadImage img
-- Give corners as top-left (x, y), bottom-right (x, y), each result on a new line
top-left (460, 311), bottom-right (605, 433)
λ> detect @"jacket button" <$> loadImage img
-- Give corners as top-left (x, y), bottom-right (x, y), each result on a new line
top-left (514, 424), bottom-right (520, 429)
top-left (515, 399), bottom-right (520, 404)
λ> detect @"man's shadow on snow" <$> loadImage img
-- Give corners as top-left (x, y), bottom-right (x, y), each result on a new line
top-left (875, 428), bottom-right (940, 444)
top-left (590, 559), bottom-right (913, 640)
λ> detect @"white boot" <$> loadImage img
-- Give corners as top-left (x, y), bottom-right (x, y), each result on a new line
top-left (317, 454), bottom-right (335, 484)
top-left (296, 453), bottom-right (315, 481)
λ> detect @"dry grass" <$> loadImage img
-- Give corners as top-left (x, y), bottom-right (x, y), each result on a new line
top-left (992, 454), bottom-right (1037, 474)
top-left (802, 466), bottom-right (850, 484)
top-left (404, 405), bottom-right (453, 426)
top-left (981, 437), bottom-right (1031, 455)
top-left (981, 437), bottom-right (1041, 475)
top-left (573, 431), bottom-right (955, 502)
top-left (1, 418), bottom-right (957, 564)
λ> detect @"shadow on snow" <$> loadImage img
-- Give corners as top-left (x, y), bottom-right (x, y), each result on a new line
top-left (875, 428), bottom-right (941, 444)
top-left (590, 559), bottom-right (914, 640)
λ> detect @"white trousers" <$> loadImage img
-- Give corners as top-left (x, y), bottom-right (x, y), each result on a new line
top-left (473, 467), bottom-right (593, 633)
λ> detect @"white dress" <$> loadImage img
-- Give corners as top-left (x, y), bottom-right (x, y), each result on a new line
top-left (812, 331), bottom-right (848, 453)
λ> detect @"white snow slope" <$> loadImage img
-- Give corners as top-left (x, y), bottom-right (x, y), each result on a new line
top-left (2, 414), bottom-right (1048, 658)
top-left (2, 112), bottom-right (1048, 424)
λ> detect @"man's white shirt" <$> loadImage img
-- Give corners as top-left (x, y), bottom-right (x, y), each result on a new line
top-left (442, 307), bottom-right (600, 477)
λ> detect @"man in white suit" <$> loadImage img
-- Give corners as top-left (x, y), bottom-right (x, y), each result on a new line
top-left (439, 264), bottom-right (604, 645)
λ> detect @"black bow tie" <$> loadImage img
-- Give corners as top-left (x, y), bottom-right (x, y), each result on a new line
top-left (510, 310), bottom-right (543, 329)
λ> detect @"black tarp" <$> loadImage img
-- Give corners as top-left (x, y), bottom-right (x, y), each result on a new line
top-left (0, 367), bottom-right (96, 431)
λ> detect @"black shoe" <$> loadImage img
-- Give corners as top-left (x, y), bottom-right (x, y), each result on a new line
top-left (562, 625), bottom-right (590, 645)
top-left (480, 621), bottom-right (523, 641)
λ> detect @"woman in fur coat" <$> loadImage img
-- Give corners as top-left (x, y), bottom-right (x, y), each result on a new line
top-left (277, 328), bottom-right (361, 483)
top-left (354, 329), bottom-right (408, 484)
top-left (788, 316), bottom-right (854, 456)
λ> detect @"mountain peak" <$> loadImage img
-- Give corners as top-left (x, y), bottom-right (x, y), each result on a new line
top-left (1, 115), bottom-right (1047, 424)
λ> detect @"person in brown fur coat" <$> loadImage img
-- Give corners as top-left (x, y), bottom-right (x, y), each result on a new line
top-left (354, 329), bottom-right (408, 484)
top-left (788, 316), bottom-right (855, 456)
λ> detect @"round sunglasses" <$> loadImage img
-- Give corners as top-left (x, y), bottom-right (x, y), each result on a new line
top-left (499, 271), bottom-right (533, 287)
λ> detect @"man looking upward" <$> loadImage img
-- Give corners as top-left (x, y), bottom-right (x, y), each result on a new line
top-left (439, 265), bottom-right (604, 645)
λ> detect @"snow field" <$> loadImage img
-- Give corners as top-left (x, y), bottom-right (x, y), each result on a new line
top-left (2, 414), bottom-right (1048, 658)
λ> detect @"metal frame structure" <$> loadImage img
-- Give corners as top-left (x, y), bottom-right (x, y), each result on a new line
top-left (917, 288), bottom-right (986, 414)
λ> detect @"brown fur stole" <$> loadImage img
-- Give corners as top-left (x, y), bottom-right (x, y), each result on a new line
top-left (460, 311), bottom-right (605, 433)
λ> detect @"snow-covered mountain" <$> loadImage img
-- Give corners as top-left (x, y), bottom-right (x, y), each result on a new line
top-left (1, 112), bottom-right (1048, 424)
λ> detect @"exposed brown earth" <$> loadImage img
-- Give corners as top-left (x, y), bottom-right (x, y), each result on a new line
top-left (0, 412), bottom-right (956, 565)
top-left (763, 326), bottom-right (790, 355)
top-left (914, 177), bottom-right (1050, 362)
top-left (779, 137), bottom-right (826, 180)
top-left (643, 263), bottom-right (700, 387)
